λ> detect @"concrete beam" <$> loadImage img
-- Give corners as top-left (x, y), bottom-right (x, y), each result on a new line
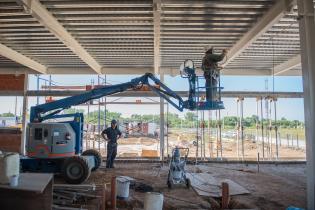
top-left (0, 43), bottom-right (46, 74)
top-left (0, 67), bottom-right (274, 76)
top-left (274, 54), bottom-right (301, 75)
top-left (19, 0), bottom-right (102, 74)
top-left (297, 0), bottom-right (315, 209)
top-left (223, 0), bottom-right (297, 67)
top-left (153, 0), bottom-right (161, 75)
top-left (0, 90), bottom-right (302, 98)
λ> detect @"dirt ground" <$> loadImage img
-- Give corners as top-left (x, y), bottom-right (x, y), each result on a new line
top-left (85, 162), bottom-right (306, 210)
top-left (85, 128), bottom-right (306, 161)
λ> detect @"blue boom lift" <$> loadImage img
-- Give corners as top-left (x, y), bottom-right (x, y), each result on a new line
top-left (21, 60), bottom-right (224, 184)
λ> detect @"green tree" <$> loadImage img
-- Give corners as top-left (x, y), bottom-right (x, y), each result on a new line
top-left (0, 112), bottom-right (15, 117)
top-left (185, 112), bottom-right (197, 121)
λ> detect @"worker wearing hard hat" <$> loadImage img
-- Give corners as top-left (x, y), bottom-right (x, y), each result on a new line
top-left (101, 119), bottom-right (122, 168)
top-left (202, 46), bottom-right (227, 102)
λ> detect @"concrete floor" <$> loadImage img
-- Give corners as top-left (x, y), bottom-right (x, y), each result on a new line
top-left (84, 161), bottom-right (306, 210)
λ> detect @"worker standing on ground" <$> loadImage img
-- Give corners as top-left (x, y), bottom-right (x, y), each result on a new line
top-left (202, 46), bottom-right (227, 102)
top-left (101, 119), bottom-right (122, 168)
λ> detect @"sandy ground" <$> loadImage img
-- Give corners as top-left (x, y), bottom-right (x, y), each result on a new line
top-left (83, 162), bottom-right (306, 210)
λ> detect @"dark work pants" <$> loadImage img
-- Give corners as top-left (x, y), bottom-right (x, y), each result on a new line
top-left (106, 142), bottom-right (117, 168)
top-left (205, 74), bottom-right (217, 102)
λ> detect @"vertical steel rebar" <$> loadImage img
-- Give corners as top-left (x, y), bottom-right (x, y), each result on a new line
top-left (268, 98), bottom-right (273, 159)
top-left (274, 98), bottom-right (279, 160)
top-left (239, 97), bottom-right (244, 160)
top-left (216, 110), bottom-right (219, 159)
top-left (208, 110), bottom-right (213, 158)
top-left (218, 109), bottom-right (222, 160)
top-left (256, 97), bottom-right (260, 157)
top-left (98, 76), bottom-right (101, 152)
top-left (236, 98), bottom-right (240, 159)
top-left (260, 99), bottom-right (265, 159)
top-left (166, 103), bottom-right (169, 157)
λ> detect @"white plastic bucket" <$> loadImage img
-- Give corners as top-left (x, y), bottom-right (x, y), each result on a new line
top-left (144, 192), bottom-right (163, 210)
top-left (116, 176), bottom-right (130, 200)
top-left (10, 175), bottom-right (19, 187)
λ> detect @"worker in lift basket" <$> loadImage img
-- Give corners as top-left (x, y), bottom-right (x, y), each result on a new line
top-left (202, 46), bottom-right (227, 102)
top-left (101, 119), bottom-right (122, 168)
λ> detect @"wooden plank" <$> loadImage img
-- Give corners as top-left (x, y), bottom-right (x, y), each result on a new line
top-left (221, 182), bottom-right (230, 209)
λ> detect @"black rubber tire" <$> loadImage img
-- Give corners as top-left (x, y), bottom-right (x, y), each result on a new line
top-left (82, 149), bottom-right (102, 171)
top-left (62, 156), bottom-right (91, 184)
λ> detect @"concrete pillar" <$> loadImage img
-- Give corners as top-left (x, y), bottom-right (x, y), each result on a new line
top-left (159, 73), bottom-right (165, 161)
top-left (20, 73), bottom-right (28, 155)
top-left (297, 0), bottom-right (315, 208)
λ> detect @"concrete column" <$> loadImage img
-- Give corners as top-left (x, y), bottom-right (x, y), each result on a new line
top-left (159, 73), bottom-right (165, 161)
top-left (297, 0), bottom-right (315, 209)
top-left (20, 73), bottom-right (29, 155)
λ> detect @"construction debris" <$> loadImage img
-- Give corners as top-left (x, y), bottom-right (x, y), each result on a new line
top-left (53, 184), bottom-right (105, 210)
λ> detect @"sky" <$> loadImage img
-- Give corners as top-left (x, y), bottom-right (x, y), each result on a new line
top-left (0, 73), bottom-right (304, 121)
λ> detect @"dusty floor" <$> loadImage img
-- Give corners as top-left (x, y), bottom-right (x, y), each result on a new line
top-left (84, 162), bottom-right (306, 210)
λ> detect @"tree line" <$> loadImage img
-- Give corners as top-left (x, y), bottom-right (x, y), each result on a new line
top-left (62, 109), bottom-right (304, 129)
top-left (0, 109), bottom-right (303, 129)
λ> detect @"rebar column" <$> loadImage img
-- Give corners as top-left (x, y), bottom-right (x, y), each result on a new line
top-left (256, 97), bottom-right (261, 157)
top-left (201, 110), bottom-right (206, 159)
top-left (98, 76), bottom-right (101, 152)
top-left (216, 110), bottom-right (219, 159)
top-left (239, 97), bottom-right (245, 160)
top-left (268, 97), bottom-right (273, 160)
top-left (208, 110), bottom-right (213, 158)
top-left (166, 103), bottom-right (169, 157)
top-left (218, 109), bottom-right (223, 160)
top-left (260, 98), bottom-right (265, 159)
top-left (273, 97), bottom-right (279, 160)
top-left (196, 109), bottom-right (199, 160)
top-left (236, 98), bottom-right (240, 159)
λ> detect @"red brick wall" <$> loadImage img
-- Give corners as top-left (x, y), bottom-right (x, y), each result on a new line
top-left (0, 132), bottom-right (21, 153)
top-left (0, 74), bottom-right (25, 91)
